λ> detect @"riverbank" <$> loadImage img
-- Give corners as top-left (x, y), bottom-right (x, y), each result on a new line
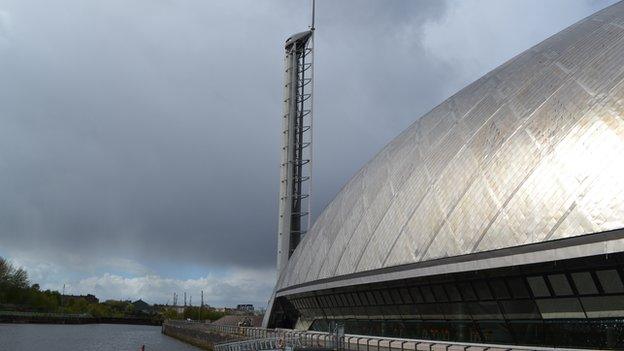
top-left (0, 311), bottom-right (161, 325)
top-left (162, 320), bottom-right (245, 350)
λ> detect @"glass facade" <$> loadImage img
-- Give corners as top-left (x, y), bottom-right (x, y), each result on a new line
top-left (272, 253), bottom-right (624, 349)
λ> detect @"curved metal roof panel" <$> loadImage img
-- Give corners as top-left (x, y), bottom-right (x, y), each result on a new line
top-left (277, 1), bottom-right (624, 291)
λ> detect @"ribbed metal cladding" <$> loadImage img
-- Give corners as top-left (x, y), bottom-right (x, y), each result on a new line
top-left (278, 1), bottom-right (624, 291)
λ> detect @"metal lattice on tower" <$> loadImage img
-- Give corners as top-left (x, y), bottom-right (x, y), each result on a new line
top-left (277, 2), bottom-right (315, 274)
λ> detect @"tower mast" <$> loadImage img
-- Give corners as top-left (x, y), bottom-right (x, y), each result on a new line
top-left (276, 1), bottom-right (315, 275)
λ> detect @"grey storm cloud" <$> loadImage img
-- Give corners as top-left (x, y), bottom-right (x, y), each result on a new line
top-left (0, 0), bottom-right (617, 288)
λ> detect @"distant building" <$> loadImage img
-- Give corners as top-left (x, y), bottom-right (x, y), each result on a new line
top-left (236, 304), bottom-right (254, 312)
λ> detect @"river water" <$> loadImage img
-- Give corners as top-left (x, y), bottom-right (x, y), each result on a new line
top-left (0, 323), bottom-right (201, 351)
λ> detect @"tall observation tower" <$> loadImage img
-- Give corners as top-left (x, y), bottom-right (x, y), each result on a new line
top-left (276, 2), bottom-right (315, 275)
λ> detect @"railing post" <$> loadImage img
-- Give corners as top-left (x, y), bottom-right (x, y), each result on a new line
top-left (356, 337), bottom-right (363, 351)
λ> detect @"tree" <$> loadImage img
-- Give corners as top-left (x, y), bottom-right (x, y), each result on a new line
top-left (0, 257), bottom-right (30, 304)
top-left (183, 306), bottom-right (227, 321)
top-left (162, 308), bottom-right (181, 320)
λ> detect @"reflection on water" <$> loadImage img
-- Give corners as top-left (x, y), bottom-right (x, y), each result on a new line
top-left (0, 323), bottom-right (201, 351)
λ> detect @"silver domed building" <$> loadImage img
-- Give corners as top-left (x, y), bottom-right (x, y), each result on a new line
top-left (267, 2), bottom-right (624, 348)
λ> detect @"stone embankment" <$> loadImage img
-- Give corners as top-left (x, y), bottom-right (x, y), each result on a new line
top-left (162, 320), bottom-right (248, 350)
top-left (0, 311), bottom-right (160, 325)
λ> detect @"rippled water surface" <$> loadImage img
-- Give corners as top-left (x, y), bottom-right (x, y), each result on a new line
top-left (0, 323), bottom-right (201, 351)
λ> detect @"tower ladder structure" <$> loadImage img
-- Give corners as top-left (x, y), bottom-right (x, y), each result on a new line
top-left (277, 5), bottom-right (315, 275)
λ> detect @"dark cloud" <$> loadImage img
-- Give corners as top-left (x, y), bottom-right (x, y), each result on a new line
top-left (0, 0), bottom-right (618, 301)
top-left (0, 0), bottom-right (451, 271)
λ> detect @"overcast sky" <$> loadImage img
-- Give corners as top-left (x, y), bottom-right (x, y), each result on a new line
top-left (0, 0), bottom-right (617, 307)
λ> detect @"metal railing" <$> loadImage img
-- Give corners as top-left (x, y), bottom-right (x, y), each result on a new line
top-left (165, 320), bottom-right (589, 351)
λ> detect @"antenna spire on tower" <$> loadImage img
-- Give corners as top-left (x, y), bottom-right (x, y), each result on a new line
top-left (311, 0), bottom-right (316, 30)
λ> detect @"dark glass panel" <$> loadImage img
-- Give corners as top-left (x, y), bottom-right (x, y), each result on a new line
top-left (527, 276), bottom-right (551, 297)
top-left (417, 321), bottom-right (452, 341)
top-left (348, 293), bottom-right (358, 306)
top-left (571, 272), bottom-right (598, 295)
top-left (453, 321), bottom-right (482, 343)
top-left (350, 293), bottom-right (361, 306)
top-left (458, 282), bottom-right (477, 301)
top-left (439, 302), bottom-right (471, 320)
top-left (368, 305), bottom-right (386, 317)
top-left (416, 303), bottom-right (444, 319)
top-left (468, 301), bottom-right (503, 320)
top-left (334, 307), bottom-right (347, 317)
top-left (508, 321), bottom-right (545, 346)
top-left (290, 299), bottom-right (299, 309)
top-left (344, 293), bottom-right (355, 306)
top-left (548, 274), bottom-right (573, 296)
top-left (358, 292), bottom-right (369, 305)
top-left (309, 319), bottom-right (329, 332)
top-left (506, 277), bottom-right (530, 298)
top-left (381, 290), bottom-right (394, 305)
top-left (580, 296), bottom-right (624, 318)
top-left (383, 304), bottom-right (402, 317)
top-left (535, 298), bottom-right (585, 319)
top-left (489, 279), bottom-right (510, 299)
top-left (409, 287), bottom-right (424, 303)
top-left (320, 295), bottom-right (329, 307)
top-left (543, 319), bottom-right (624, 349)
top-left (323, 304), bottom-right (336, 317)
top-left (596, 270), bottom-right (624, 294)
top-left (316, 295), bottom-right (326, 308)
top-left (390, 289), bottom-right (404, 304)
top-left (381, 320), bottom-right (408, 338)
top-left (478, 321), bottom-right (514, 344)
top-left (334, 294), bottom-right (345, 307)
top-left (311, 308), bottom-right (324, 318)
top-left (351, 305), bottom-right (369, 318)
top-left (332, 294), bottom-right (342, 307)
top-left (397, 304), bottom-right (418, 318)
top-left (444, 284), bottom-right (462, 301)
top-left (432, 285), bottom-right (448, 302)
top-left (500, 300), bottom-right (541, 319)
top-left (313, 297), bottom-right (321, 308)
top-left (366, 291), bottom-right (377, 305)
top-left (420, 286), bottom-right (436, 303)
top-left (399, 288), bottom-right (413, 303)
top-left (472, 281), bottom-right (493, 300)
top-left (373, 290), bottom-right (386, 305)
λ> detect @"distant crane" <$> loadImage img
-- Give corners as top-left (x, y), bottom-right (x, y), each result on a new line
top-left (198, 290), bottom-right (204, 321)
